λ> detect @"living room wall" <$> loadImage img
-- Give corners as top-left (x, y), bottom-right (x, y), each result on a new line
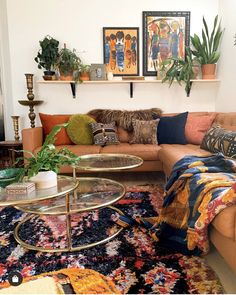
top-left (2, 0), bottom-right (219, 139)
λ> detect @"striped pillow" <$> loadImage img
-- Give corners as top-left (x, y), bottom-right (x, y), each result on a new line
top-left (90, 122), bottom-right (119, 146)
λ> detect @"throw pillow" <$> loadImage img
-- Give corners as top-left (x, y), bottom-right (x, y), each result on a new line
top-left (157, 112), bottom-right (188, 144)
top-left (185, 113), bottom-right (217, 145)
top-left (67, 114), bottom-right (96, 145)
top-left (39, 113), bottom-right (72, 145)
top-left (90, 122), bottom-right (119, 146)
top-left (130, 119), bottom-right (160, 144)
top-left (201, 125), bottom-right (236, 158)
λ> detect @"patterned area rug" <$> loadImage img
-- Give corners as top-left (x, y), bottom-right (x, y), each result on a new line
top-left (0, 184), bottom-right (224, 294)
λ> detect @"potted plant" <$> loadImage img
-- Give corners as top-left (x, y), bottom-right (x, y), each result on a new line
top-left (191, 15), bottom-right (224, 79)
top-left (34, 35), bottom-right (59, 80)
top-left (57, 44), bottom-right (81, 81)
top-left (78, 63), bottom-right (91, 81)
top-left (18, 124), bottom-right (80, 189)
top-left (161, 47), bottom-right (195, 97)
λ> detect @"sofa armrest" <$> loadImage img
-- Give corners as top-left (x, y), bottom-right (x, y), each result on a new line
top-left (22, 127), bottom-right (43, 155)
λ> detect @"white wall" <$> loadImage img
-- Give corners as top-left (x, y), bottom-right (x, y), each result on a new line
top-left (3, 0), bottom-right (219, 139)
top-left (216, 0), bottom-right (236, 111)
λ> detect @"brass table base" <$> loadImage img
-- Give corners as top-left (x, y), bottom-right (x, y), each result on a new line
top-left (14, 205), bottom-right (124, 253)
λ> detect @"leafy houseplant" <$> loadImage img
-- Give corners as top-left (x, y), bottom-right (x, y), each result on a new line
top-left (34, 35), bottom-right (59, 79)
top-left (78, 63), bottom-right (91, 81)
top-left (161, 47), bottom-right (195, 97)
top-left (191, 15), bottom-right (224, 79)
top-left (18, 124), bottom-right (80, 188)
top-left (57, 44), bottom-right (81, 81)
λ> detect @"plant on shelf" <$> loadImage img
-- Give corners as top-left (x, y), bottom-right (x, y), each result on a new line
top-left (78, 63), bottom-right (91, 81)
top-left (191, 15), bottom-right (224, 79)
top-left (34, 35), bottom-right (60, 80)
top-left (17, 124), bottom-right (80, 188)
top-left (57, 44), bottom-right (81, 81)
top-left (161, 47), bottom-right (196, 97)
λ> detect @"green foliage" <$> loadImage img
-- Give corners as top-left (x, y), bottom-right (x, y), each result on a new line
top-left (78, 63), bottom-right (91, 72)
top-left (34, 35), bottom-right (59, 71)
top-left (191, 15), bottom-right (224, 64)
top-left (161, 47), bottom-right (195, 96)
top-left (19, 124), bottom-right (80, 178)
top-left (57, 45), bottom-right (81, 76)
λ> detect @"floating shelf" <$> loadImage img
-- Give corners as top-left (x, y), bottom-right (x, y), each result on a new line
top-left (37, 79), bottom-right (220, 98)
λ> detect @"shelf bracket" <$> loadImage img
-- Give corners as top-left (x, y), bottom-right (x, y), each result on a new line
top-left (186, 81), bottom-right (193, 97)
top-left (70, 82), bottom-right (76, 98)
top-left (130, 82), bottom-right (133, 98)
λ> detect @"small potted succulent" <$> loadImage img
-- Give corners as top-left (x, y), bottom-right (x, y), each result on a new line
top-left (18, 124), bottom-right (80, 189)
top-left (57, 44), bottom-right (81, 81)
top-left (78, 63), bottom-right (91, 81)
top-left (35, 35), bottom-right (59, 80)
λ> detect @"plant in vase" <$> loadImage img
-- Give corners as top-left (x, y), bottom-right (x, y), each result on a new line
top-left (191, 15), bottom-right (224, 79)
top-left (57, 44), bottom-right (81, 81)
top-left (34, 35), bottom-right (60, 80)
top-left (17, 124), bottom-right (80, 189)
top-left (161, 47), bottom-right (195, 97)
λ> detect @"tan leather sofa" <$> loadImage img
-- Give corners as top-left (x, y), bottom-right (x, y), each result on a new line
top-left (22, 112), bottom-right (236, 274)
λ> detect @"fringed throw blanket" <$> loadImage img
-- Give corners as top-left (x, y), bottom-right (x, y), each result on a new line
top-left (118, 153), bottom-right (236, 255)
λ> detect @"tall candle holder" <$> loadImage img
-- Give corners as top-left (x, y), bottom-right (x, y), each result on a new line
top-left (11, 116), bottom-right (20, 141)
top-left (18, 73), bottom-right (43, 128)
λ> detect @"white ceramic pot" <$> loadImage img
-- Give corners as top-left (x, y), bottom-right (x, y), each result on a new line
top-left (30, 171), bottom-right (57, 189)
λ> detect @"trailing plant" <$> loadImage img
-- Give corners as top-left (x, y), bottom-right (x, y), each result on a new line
top-left (17, 124), bottom-right (80, 178)
top-left (57, 44), bottom-right (81, 78)
top-left (161, 47), bottom-right (195, 96)
top-left (34, 35), bottom-right (59, 72)
top-left (191, 15), bottom-right (224, 64)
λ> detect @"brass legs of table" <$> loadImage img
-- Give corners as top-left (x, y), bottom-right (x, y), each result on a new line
top-left (14, 202), bottom-right (124, 253)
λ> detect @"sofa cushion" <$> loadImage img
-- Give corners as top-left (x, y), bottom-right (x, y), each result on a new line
top-left (157, 112), bottom-right (188, 144)
top-left (185, 113), bottom-right (216, 145)
top-left (201, 126), bottom-right (236, 158)
top-left (117, 127), bottom-right (132, 143)
top-left (39, 113), bottom-right (73, 146)
top-left (67, 114), bottom-right (96, 145)
top-left (159, 144), bottom-right (211, 176)
top-left (90, 122), bottom-right (119, 146)
top-left (100, 143), bottom-right (161, 161)
top-left (130, 119), bottom-right (160, 144)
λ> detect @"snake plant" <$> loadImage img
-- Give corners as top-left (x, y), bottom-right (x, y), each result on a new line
top-left (191, 15), bottom-right (224, 65)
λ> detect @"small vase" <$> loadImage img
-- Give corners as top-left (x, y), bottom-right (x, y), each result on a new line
top-left (107, 72), bottom-right (113, 81)
top-left (30, 171), bottom-right (57, 189)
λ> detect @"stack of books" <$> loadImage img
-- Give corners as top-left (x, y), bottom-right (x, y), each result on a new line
top-left (122, 76), bottom-right (145, 80)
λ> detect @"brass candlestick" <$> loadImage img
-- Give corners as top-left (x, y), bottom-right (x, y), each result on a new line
top-left (18, 73), bottom-right (43, 128)
top-left (11, 116), bottom-right (20, 141)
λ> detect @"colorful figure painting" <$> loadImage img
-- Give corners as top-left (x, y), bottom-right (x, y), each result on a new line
top-left (143, 11), bottom-right (190, 76)
top-left (103, 27), bottom-right (139, 76)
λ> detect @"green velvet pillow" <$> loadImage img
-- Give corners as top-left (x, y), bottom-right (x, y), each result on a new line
top-left (67, 114), bottom-right (96, 145)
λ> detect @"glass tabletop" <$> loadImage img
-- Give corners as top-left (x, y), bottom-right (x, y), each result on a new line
top-left (15, 177), bottom-right (125, 215)
top-left (75, 153), bottom-right (143, 171)
top-left (0, 176), bottom-right (78, 206)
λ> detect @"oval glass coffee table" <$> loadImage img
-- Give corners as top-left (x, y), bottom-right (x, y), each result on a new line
top-left (4, 154), bottom-right (143, 253)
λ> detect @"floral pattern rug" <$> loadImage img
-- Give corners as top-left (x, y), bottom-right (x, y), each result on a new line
top-left (0, 184), bottom-right (224, 294)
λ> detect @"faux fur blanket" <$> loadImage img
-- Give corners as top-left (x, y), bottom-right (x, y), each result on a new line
top-left (87, 108), bottom-right (162, 131)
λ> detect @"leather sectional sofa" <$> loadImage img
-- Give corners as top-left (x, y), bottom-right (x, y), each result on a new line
top-left (22, 111), bottom-right (236, 274)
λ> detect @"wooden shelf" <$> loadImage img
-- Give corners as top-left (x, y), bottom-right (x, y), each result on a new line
top-left (37, 79), bottom-right (220, 98)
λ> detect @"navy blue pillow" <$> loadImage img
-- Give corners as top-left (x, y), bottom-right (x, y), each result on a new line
top-left (157, 112), bottom-right (188, 144)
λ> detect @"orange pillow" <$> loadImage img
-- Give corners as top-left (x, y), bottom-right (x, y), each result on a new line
top-left (39, 113), bottom-right (73, 145)
top-left (185, 113), bottom-right (217, 145)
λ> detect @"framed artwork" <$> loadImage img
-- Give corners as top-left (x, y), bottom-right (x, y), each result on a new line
top-left (142, 11), bottom-right (190, 76)
top-left (103, 27), bottom-right (139, 76)
top-left (90, 64), bottom-right (107, 80)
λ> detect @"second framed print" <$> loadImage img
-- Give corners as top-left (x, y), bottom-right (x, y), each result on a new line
top-left (103, 27), bottom-right (139, 76)
top-left (143, 11), bottom-right (190, 76)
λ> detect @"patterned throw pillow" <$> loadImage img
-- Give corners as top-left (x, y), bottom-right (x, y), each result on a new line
top-left (90, 122), bottom-right (119, 146)
top-left (130, 119), bottom-right (160, 144)
top-left (201, 125), bottom-right (236, 158)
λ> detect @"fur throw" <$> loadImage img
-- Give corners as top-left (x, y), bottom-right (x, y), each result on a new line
top-left (87, 108), bottom-right (162, 131)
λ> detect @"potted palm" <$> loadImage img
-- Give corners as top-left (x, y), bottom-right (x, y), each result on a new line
top-left (161, 47), bottom-right (196, 97)
top-left (57, 44), bottom-right (81, 81)
top-left (191, 15), bottom-right (224, 79)
top-left (35, 35), bottom-right (59, 80)
top-left (18, 124), bottom-right (80, 189)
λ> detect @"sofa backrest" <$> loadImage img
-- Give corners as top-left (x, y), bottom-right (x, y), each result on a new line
top-left (214, 113), bottom-right (236, 131)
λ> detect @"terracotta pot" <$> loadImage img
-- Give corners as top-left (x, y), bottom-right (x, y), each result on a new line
top-left (201, 64), bottom-right (216, 79)
top-left (59, 70), bottom-right (73, 81)
top-left (79, 71), bottom-right (90, 81)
